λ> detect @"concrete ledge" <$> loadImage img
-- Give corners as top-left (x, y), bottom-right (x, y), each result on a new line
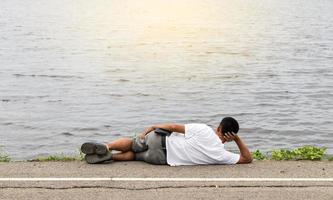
top-left (1, 160), bottom-right (332, 178)
top-left (0, 161), bottom-right (332, 200)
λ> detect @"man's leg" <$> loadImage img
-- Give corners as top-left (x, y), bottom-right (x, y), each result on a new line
top-left (112, 151), bottom-right (135, 161)
top-left (84, 142), bottom-right (135, 164)
top-left (104, 137), bottom-right (135, 161)
top-left (106, 138), bottom-right (133, 152)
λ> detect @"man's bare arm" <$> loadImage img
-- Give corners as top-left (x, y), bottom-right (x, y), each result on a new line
top-left (224, 132), bottom-right (253, 164)
top-left (234, 135), bottom-right (252, 164)
top-left (140, 124), bottom-right (185, 138)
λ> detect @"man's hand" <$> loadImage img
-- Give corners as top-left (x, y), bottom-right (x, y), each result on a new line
top-left (223, 131), bottom-right (252, 164)
top-left (223, 132), bottom-right (238, 143)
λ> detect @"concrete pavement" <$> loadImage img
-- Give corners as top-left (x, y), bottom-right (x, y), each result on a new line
top-left (0, 161), bottom-right (332, 200)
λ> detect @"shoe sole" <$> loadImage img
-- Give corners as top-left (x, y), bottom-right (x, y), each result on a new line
top-left (84, 151), bottom-right (113, 164)
top-left (81, 142), bottom-right (108, 155)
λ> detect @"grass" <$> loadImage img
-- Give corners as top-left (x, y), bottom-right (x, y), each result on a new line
top-left (32, 155), bottom-right (82, 162)
top-left (30, 149), bottom-right (84, 162)
top-left (0, 146), bottom-right (11, 162)
top-left (0, 154), bottom-right (11, 162)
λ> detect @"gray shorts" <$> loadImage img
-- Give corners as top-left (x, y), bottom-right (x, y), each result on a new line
top-left (132, 132), bottom-right (167, 165)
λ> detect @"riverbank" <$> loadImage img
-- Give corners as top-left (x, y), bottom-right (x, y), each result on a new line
top-left (0, 161), bottom-right (332, 200)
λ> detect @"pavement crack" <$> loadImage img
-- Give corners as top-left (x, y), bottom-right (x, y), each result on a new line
top-left (1, 185), bottom-right (332, 190)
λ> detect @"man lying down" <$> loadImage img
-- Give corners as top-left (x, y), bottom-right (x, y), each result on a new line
top-left (81, 117), bottom-right (253, 166)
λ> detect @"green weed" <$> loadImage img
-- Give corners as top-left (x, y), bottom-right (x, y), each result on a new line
top-left (251, 150), bottom-right (267, 160)
top-left (78, 149), bottom-right (85, 160)
top-left (32, 154), bottom-right (83, 162)
top-left (293, 146), bottom-right (326, 160)
top-left (31, 149), bottom-right (84, 162)
top-left (0, 146), bottom-right (11, 162)
top-left (272, 146), bottom-right (326, 161)
top-left (271, 149), bottom-right (295, 160)
top-left (0, 154), bottom-right (11, 162)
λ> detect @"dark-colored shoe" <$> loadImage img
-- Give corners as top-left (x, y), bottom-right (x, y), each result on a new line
top-left (84, 152), bottom-right (113, 164)
top-left (81, 142), bottom-right (108, 155)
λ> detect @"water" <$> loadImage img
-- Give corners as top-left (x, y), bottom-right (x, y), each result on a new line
top-left (0, 0), bottom-right (332, 160)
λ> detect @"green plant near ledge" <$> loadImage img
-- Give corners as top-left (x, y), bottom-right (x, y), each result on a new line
top-left (0, 146), bottom-right (11, 162)
top-left (252, 150), bottom-right (267, 160)
top-left (293, 146), bottom-right (326, 160)
top-left (0, 154), bottom-right (11, 162)
top-left (79, 148), bottom-right (85, 160)
top-left (33, 154), bottom-right (83, 162)
top-left (32, 149), bottom-right (84, 162)
top-left (272, 146), bottom-right (326, 161)
top-left (271, 149), bottom-right (295, 160)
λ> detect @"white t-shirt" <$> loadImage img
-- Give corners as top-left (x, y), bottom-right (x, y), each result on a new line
top-left (166, 123), bottom-right (240, 166)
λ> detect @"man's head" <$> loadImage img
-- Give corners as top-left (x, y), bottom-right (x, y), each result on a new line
top-left (218, 117), bottom-right (239, 135)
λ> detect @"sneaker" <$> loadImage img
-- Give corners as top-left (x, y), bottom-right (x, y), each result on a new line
top-left (84, 152), bottom-right (113, 164)
top-left (81, 142), bottom-right (108, 155)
